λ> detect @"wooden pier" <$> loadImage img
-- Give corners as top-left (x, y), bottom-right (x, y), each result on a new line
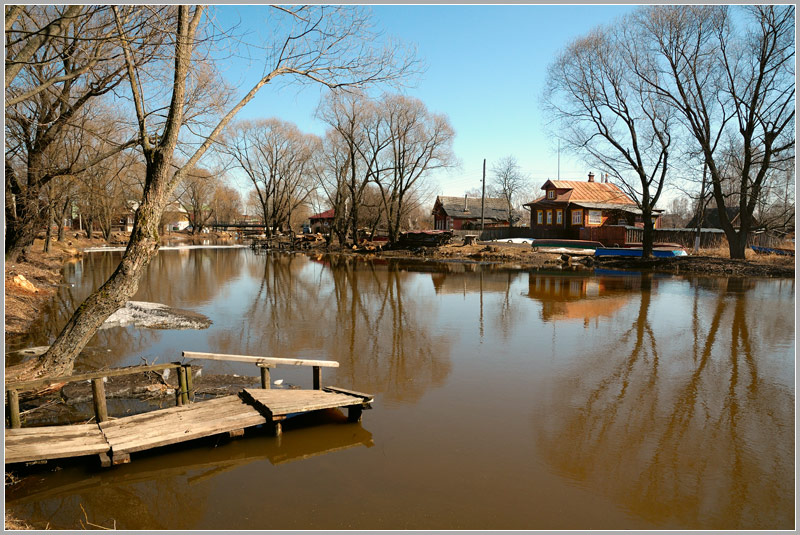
top-left (5, 353), bottom-right (372, 467)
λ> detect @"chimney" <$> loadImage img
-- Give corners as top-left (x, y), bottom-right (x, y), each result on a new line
top-left (464, 194), bottom-right (468, 212)
top-left (588, 172), bottom-right (595, 183)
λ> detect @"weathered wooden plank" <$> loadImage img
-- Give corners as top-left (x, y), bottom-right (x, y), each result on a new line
top-left (101, 404), bottom-right (262, 441)
top-left (322, 386), bottom-right (374, 402)
top-left (241, 388), bottom-right (365, 417)
top-left (107, 412), bottom-right (267, 455)
top-left (6, 423), bottom-right (102, 437)
top-left (5, 424), bottom-right (109, 464)
top-left (99, 395), bottom-right (241, 430)
top-left (99, 407), bottom-right (256, 441)
top-left (182, 351), bottom-right (339, 368)
top-left (6, 363), bottom-right (182, 392)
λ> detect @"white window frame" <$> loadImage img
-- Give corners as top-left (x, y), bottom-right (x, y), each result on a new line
top-left (547, 190), bottom-right (555, 200)
top-left (571, 209), bottom-right (582, 225)
top-left (556, 210), bottom-right (562, 224)
top-left (537, 210), bottom-right (543, 224)
top-left (546, 211), bottom-right (552, 224)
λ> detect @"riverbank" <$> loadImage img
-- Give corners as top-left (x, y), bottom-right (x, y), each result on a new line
top-left (6, 235), bottom-right (794, 340)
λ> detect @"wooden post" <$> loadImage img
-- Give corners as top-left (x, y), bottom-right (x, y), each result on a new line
top-left (177, 366), bottom-right (189, 405)
top-left (260, 366), bottom-right (271, 389)
top-left (91, 378), bottom-right (108, 423)
top-left (312, 366), bottom-right (321, 390)
top-left (184, 365), bottom-right (194, 402)
top-left (7, 389), bottom-right (21, 429)
top-left (347, 405), bottom-right (363, 423)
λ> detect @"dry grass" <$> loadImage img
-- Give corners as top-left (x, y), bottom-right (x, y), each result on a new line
top-left (698, 243), bottom-right (795, 266)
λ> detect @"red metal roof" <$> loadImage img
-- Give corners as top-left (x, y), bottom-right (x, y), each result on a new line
top-left (309, 209), bottom-right (335, 220)
top-left (525, 179), bottom-right (636, 207)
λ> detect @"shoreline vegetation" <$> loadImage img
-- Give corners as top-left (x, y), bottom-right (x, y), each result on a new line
top-left (4, 230), bottom-right (795, 343)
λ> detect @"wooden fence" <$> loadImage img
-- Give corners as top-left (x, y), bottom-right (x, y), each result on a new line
top-left (449, 225), bottom-right (790, 249)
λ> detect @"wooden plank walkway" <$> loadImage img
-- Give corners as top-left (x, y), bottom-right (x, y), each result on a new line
top-left (5, 387), bottom-right (373, 467)
top-left (5, 423), bottom-right (110, 464)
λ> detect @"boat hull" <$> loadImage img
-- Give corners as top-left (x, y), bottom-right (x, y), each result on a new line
top-left (595, 247), bottom-right (687, 258)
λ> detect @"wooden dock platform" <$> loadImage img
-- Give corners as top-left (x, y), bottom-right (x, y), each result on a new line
top-left (5, 352), bottom-right (373, 467)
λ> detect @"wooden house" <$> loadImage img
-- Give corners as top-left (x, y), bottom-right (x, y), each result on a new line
top-left (309, 208), bottom-right (335, 234)
top-left (432, 195), bottom-right (518, 230)
top-left (523, 172), bottom-right (662, 241)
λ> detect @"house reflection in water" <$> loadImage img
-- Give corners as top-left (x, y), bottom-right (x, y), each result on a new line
top-left (525, 271), bottom-right (642, 325)
top-left (429, 263), bottom-right (515, 296)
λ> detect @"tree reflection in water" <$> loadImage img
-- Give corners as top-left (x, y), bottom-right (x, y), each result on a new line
top-left (211, 254), bottom-right (453, 402)
top-left (534, 275), bottom-right (793, 529)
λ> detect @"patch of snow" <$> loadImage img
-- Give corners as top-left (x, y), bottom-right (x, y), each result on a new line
top-left (102, 301), bottom-right (212, 330)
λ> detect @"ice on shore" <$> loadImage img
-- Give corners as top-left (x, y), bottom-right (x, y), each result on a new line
top-left (102, 301), bottom-right (212, 330)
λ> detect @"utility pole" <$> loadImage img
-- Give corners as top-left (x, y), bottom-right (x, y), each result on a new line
top-left (480, 158), bottom-right (486, 232)
top-left (557, 139), bottom-right (560, 180)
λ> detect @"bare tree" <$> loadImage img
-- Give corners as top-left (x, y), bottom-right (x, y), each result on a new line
top-left (174, 167), bottom-right (217, 234)
top-left (4, 6), bottom-right (169, 261)
top-left (377, 94), bottom-right (456, 242)
top-left (489, 155), bottom-right (530, 227)
top-left (317, 90), bottom-right (376, 246)
top-left (634, 5), bottom-right (795, 258)
top-left (222, 119), bottom-right (318, 235)
top-left (213, 183), bottom-right (243, 225)
top-left (543, 21), bottom-right (674, 258)
top-left (11, 5), bottom-right (418, 380)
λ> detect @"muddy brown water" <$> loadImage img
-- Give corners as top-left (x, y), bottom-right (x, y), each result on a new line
top-left (5, 247), bottom-right (795, 530)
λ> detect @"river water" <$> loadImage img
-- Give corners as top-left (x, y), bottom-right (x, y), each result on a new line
top-left (5, 247), bottom-right (795, 529)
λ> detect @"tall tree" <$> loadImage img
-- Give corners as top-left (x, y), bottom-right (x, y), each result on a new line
top-left (543, 21), bottom-right (674, 258)
top-left (489, 155), bottom-right (530, 228)
top-left (635, 5), bottom-right (795, 258)
top-left (4, 6), bottom-right (168, 261)
top-left (11, 5), bottom-right (418, 380)
top-left (378, 94), bottom-right (455, 242)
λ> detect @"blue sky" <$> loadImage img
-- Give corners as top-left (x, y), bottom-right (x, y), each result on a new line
top-left (210, 5), bottom-right (637, 203)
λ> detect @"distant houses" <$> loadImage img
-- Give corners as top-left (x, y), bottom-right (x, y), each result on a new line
top-left (432, 195), bottom-right (518, 230)
top-left (523, 172), bottom-right (662, 240)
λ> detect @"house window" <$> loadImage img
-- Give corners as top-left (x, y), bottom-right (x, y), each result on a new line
top-left (556, 210), bottom-right (562, 224)
top-left (588, 210), bottom-right (602, 225)
top-left (546, 211), bottom-right (552, 224)
top-left (547, 190), bottom-right (555, 200)
top-left (537, 210), bottom-right (543, 224)
top-left (572, 210), bottom-right (582, 225)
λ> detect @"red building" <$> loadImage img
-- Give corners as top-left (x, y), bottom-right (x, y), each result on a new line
top-left (309, 208), bottom-right (335, 233)
top-left (523, 173), bottom-right (662, 241)
top-left (432, 195), bottom-right (517, 230)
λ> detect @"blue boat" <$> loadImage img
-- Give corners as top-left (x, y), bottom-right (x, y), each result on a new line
top-left (750, 245), bottom-right (794, 257)
top-left (595, 247), bottom-right (688, 258)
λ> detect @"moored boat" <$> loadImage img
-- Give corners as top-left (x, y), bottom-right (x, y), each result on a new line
top-left (595, 247), bottom-right (688, 258)
top-left (531, 239), bottom-right (604, 252)
top-left (750, 245), bottom-right (794, 257)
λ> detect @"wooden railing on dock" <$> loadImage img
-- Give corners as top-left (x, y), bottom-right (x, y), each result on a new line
top-left (6, 353), bottom-right (341, 429)
top-left (5, 362), bottom-right (192, 429)
top-left (5, 352), bottom-right (369, 467)
top-left (181, 351), bottom-right (338, 391)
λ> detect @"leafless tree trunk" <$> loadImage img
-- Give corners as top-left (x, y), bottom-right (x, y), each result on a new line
top-left (8, 5), bottom-right (418, 380)
top-left (635, 5), bottom-right (795, 258)
top-left (543, 21), bottom-right (674, 258)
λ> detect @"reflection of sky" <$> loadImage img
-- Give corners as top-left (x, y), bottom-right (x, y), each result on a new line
top-left (10, 248), bottom-right (796, 530)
